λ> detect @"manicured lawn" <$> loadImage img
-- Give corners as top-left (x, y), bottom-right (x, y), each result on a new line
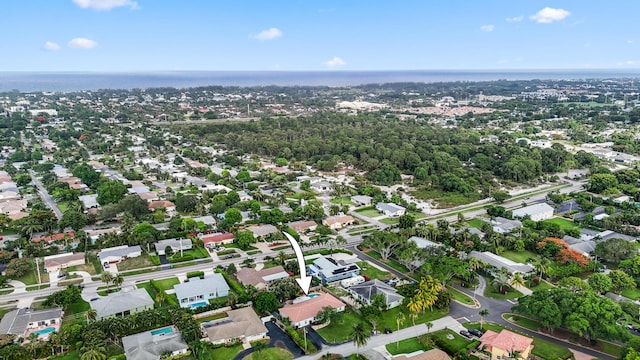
top-left (49, 351), bottom-right (80, 360)
top-left (57, 201), bottom-right (69, 213)
top-left (378, 305), bottom-right (449, 333)
top-left (622, 287), bottom-right (640, 300)
top-left (316, 309), bottom-right (371, 343)
top-left (207, 344), bottom-right (243, 360)
top-left (363, 249), bottom-right (410, 274)
top-left (153, 277), bottom-right (180, 291)
top-left (17, 259), bottom-right (48, 285)
top-left (357, 261), bottom-right (393, 281)
top-left (448, 287), bottom-right (475, 305)
top-left (66, 299), bottom-right (90, 316)
top-left (542, 217), bottom-right (579, 231)
top-left (431, 329), bottom-right (474, 354)
top-left (465, 322), bottom-right (572, 360)
top-left (386, 337), bottom-right (426, 355)
top-left (484, 286), bottom-right (523, 300)
top-left (501, 250), bottom-right (537, 264)
top-left (244, 347), bottom-right (293, 360)
top-left (468, 219), bottom-right (487, 229)
top-left (117, 255), bottom-right (155, 271)
top-left (355, 207), bottom-right (381, 218)
top-left (330, 197), bottom-right (354, 205)
top-left (410, 188), bottom-right (480, 207)
top-left (506, 314), bottom-right (542, 331)
top-left (137, 281), bottom-right (158, 299)
top-left (224, 243), bottom-right (258, 251)
top-left (528, 280), bottom-right (554, 292)
top-left (380, 217), bottom-right (399, 224)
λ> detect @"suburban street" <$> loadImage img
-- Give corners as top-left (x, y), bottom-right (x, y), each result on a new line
top-left (29, 170), bottom-right (62, 220)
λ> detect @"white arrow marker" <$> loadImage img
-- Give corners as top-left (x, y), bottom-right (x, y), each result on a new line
top-left (283, 232), bottom-right (312, 295)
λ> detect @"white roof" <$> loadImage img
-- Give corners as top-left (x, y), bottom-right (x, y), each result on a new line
top-left (512, 203), bottom-right (554, 218)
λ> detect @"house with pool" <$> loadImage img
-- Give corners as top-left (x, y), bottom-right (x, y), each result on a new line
top-left (308, 256), bottom-right (360, 284)
top-left (173, 274), bottom-right (230, 308)
top-left (279, 293), bottom-right (346, 328)
top-left (0, 307), bottom-right (63, 340)
top-left (203, 307), bottom-right (267, 345)
top-left (122, 325), bottom-right (189, 360)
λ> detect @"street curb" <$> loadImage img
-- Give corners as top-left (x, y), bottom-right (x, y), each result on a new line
top-left (501, 313), bottom-right (618, 359)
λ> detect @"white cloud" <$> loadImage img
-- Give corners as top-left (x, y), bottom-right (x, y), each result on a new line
top-left (530, 7), bottom-right (570, 23)
top-left (480, 24), bottom-right (494, 32)
top-left (44, 41), bottom-right (60, 51)
top-left (324, 56), bottom-right (346, 67)
top-left (68, 37), bottom-right (98, 49)
top-left (252, 27), bottom-right (283, 40)
top-left (617, 60), bottom-right (640, 66)
top-left (73, 0), bottom-right (139, 10)
top-left (628, 40), bottom-right (634, 44)
top-left (506, 16), bottom-right (523, 23)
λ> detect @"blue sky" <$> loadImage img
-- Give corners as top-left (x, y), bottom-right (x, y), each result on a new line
top-left (3, 0), bottom-right (640, 71)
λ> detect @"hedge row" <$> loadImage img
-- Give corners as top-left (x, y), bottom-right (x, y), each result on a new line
top-left (285, 326), bottom-right (317, 354)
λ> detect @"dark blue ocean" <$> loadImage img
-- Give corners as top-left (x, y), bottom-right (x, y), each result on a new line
top-left (1, 70), bottom-right (640, 92)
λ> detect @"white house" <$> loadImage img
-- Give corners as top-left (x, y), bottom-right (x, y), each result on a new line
top-left (154, 238), bottom-right (192, 256)
top-left (512, 203), bottom-right (554, 221)
top-left (173, 274), bottom-right (230, 309)
top-left (375, 203), bottom-right (406, 217)
top-left (122, 326), bottom-right (189, 360)
top-left (98, 245), bottom-right (142, 265)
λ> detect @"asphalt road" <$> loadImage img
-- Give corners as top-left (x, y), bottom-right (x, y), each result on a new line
top-left (29, 170), bottom-right (62, 220)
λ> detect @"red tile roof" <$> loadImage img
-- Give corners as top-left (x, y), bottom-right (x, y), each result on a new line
top-left (33, 232), bottom-right (75, 243)
top-left (201, 233), bottom-right (234, 244)
top-left (479, 329), bottom-right (533, 354)
top-left (279, 293), bottom-right (345, 324)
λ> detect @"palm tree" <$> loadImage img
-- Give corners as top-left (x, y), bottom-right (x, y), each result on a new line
top-left (351, 323), bottom-right (369, 357)
top-left (395, 313), bottom-right (405, 350)
top-left (467, 257), bottom-right (484, 272)
top-left (155, 292), bottom-right (166, 307)
top-left (100, 272), bottom-right (113, 293)
top-left (112, 273), bottom-right (124, 289)
top-left (479, 309), bottom-right (489, 330)
top-left (253, 341), bottom-right (267, 356)
top-left (492, 272), bottom-right (510, 294)
top-left (532, 256), bottom-right (552, 280)
top-left (85, 309), bottom-right (97, 322)
top-left (509, 273), bottom-right (526, 289)
top-left (80, 347), bottom-right (107, 360)
top-left (407, 298), bottom-right (421, 326)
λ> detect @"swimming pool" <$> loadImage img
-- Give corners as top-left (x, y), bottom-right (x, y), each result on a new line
top-left (33, 327), bottom-right (55, 336)
top-left (190, 301), bottom-right (207, 309)
top-left (151, 327), bottom-right (174, 336)
top-left (308, 293), bottom-right (320, 298)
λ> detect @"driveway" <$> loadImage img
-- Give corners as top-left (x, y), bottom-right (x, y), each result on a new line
top-left (234, 322), bottom-right (304, 360)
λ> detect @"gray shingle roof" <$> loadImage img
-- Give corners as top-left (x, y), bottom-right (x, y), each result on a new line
top-left (98, 245), bottom-right (142, 263)
top-left (468, 251), bottom-right (533, 274)
top-left (0, 308), bottom-right (63, 335)
top-left (173, 274), bottom-right (229, 300)
top-left (90, 288), bottom-right (153, 319)
top-left (122, 326), bottom-right (188, 360)
top-left (349, 279), bottom-right (404, 306)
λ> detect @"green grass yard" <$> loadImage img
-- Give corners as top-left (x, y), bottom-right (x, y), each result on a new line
top-left (330, 197), bottom-right (354, 205)
top-left (206, 344), bottom-right (243, 360)
top-left (484, 286), bottom-right (523, 300)
top-left (447, 287), bottom-right (475, 306)
top-left (316, 309), bottom-right (371, 343)
top-left (117, 255), bottom-right (156, 271)
top-left (501, 250), bottom-right (537, 264)
top-left (542, 217), bottom-right (579, 231)
top-left (243, 347), bottom-right (293, 360)
top-left (468, 219), bottom-right (487, 229)
top-left (355, 207), bottom-right (381, 218)
top-left (378, 305), bottom-right (448, 333)
top-left (153, 277), bottom-right (180, 291)
top-left (385, 337), bottom-right (426, 355)
top-left (357, 261), bottom-right (393, 281)
top-left (410, 188), bottom-right (481, 207)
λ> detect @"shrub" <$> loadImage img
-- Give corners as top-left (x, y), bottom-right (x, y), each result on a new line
top-left (285, 326), bottom-right (317, 354)
top-left (168, 254), bottom-right (194, 263)
top-left (186, 271), bottom-right (205, 279)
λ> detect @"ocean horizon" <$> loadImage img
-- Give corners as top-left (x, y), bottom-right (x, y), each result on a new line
top-left (2, 70), bottom-right (640, 92)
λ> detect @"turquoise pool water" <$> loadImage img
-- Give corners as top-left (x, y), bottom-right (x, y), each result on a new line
top-left (190, 301), bottom-right (207, 309)
top-left (33, 327), bottom-right (55, 336)
top-left (308, 293), bottom-right (320, 298)
top-left (151, 327), bottom-right (174, 336)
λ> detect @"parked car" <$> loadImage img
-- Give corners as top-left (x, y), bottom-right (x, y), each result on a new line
top-left (57, 272), bottom-right (68, 278)
top-left (468, 328), bottom-right (483, 337)
top-left (459, 330), bottom-right (473, 338)
top-left (90, 298), bottom-right (99, 301)
top-left (103, 262), bottom-right (110, 268)
top-left (384, 328), bottom-right (393, 334)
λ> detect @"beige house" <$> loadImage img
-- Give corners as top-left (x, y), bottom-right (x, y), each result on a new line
top-left (43, 252), bottom-right (85, 273)
top-left (204, 307), bottom-right (267, 345)
top-left (322, 215), bottom-right (355, 230)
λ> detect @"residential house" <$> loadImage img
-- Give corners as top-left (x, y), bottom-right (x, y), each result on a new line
top-left (349, 280), bottom-right (404, 309)
top-left (308, 256), bottom-right (360, 284)
top-left (193, 216), bottom-right (217, 227)
top-left (43, 252), bottom-right (85, 273)
top-left (90, 287), bottom-right (154, 320)
top-left (351, 195), bottom-right (372, 206)
top-left (148, 200), bottom-right (176, 216)
top-left (246, 224), bottom-right (279, 239)
top-left (511, 203), bottom-right (554, 222)
top-left (236, 266), bottom-right (290, 290)
top-left (287, 220), bottom-right (318, 233)
top-left (173, 274), bottom-right (230, 308)
top-left (32, 232), bottom-right (75, 244)
top-left (0, 307), bottom-right (63, 339)
top-left (408, 236), bottom-right (442, 249)
top-left (323, 215), bottom-right (355, 230)
top-left (279, 293), bottom-right (346, 328)
top-left (78, 194), bottom-right (99, 210)
top-left (154, 238), bottom-right (192, 256)
top-left (376, 202), bottom-right (406, 217)
top-left (478, 329), bottom-right (534, 360)
top-left (311, 181), bottom-right (332, 193)
top-left (468, 251), bottom-right (533, 275)
top-left (122, 326), bottom-right (189, 360)
top-left (0, 191), bottom-right (20, 202)
top-left (452, 227), bottom-right (486, 239)
top-left (137, 191), bottom-right (159, 202)
top-left (204, 307), bottom-right (268, 344)
top-left (490, 217), bottom-right (522, 234)
top-left (98, 245), bottom-right (142, 265)
top-left (200, 232), bottom-right (234, 248)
